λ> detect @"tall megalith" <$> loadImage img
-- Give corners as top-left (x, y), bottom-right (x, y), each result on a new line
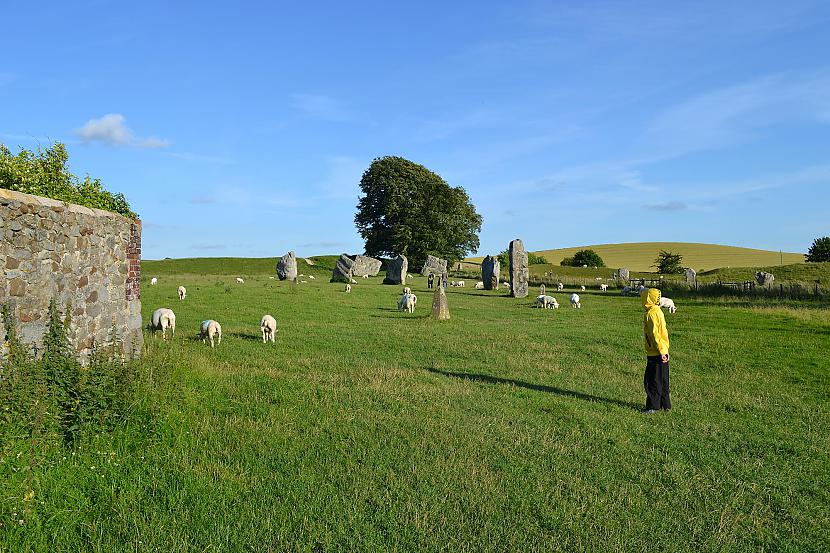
top-left (509, 239), bottom-right (529, 298)
top-left (481, 255), bottom-right (500, 290)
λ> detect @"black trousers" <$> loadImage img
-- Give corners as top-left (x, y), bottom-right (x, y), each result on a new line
top-left (644, 355), bottom-right (671, 410)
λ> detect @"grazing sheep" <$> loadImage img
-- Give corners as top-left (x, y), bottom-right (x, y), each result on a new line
top-left (398, 292), bottom-right (417, 313)
top-left (308, 275), bottom-right (316, 280)
top-left (150, 277), bottom-right (158, 286)
top-left (570, 293), bottom-right (581, 308)
top-left (535, 294), bottom-right (559, 309)
top-left (407, 274), bottom-right (414, 279)
top-left (659, 296), bottom-right (677, 314)
top-left (236, 277), bottom-right (244, 284)
top-left (599, 284), bottom-right (608, 291)
top-left (260, 315), bottom-right (277, 343)
top-left (457, 280), bottom-right (465, 287)
top-left (345, 284), bottom-right (352, 293)
top-left (150, 308), bottom-right (176, 339)
top-left (200, 319), bottom-right (222, 348)
top-left (557, 282), bottom-right (564, 291)
top-left (475, 281), bottom-right (485, 289)
top-left (580, 285), bottom-right (586, 291)
top-left (177, 286), bottom-right (186, 300)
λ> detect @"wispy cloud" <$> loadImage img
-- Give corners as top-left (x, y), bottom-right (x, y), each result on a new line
top-left (74, 114), bottom-right (170, 149)
top-left (644, 201), bottom-right (687, 211)
top-left (290, 93), bottom-right (352, 121)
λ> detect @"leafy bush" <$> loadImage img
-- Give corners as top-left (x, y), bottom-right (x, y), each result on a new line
top-left (0, 142), bottom-right (137, 218)
top-left (561, 250), bottom-right (604, 267)
top-left (805, 236), bottom-right (830, 263)
top-left (0, 300), bottom-right (135, 445)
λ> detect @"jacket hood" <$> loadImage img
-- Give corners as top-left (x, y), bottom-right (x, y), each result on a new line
top-left (641, 288), bottom-right (661, 309)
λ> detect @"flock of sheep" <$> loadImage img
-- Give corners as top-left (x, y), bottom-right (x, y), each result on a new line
top-left (147, 277), bottom-right (277, 348)
top-left (145, 271), bottom-right (678, 346)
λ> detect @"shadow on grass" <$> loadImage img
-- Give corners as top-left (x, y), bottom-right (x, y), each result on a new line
top-left (229, 331), bottom-right (262, 342)
top-left (425, 367), bottom-right (641, 410)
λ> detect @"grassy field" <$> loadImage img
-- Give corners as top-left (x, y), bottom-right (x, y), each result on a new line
top-left (469, 242), bottom-right (805, 272)
top-left (2, 258), bottom-right (828, 551)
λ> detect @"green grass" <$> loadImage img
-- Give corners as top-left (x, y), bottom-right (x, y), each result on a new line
top-left (469, 242), bottom-right (805, 272)
top-left (2, 266), bottom-right (828, 551)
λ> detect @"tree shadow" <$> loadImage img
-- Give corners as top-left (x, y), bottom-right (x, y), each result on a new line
top-left (425, 367), bottom-right (641, 410)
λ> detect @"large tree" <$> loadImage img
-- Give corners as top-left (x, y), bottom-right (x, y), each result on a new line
top-left (354, 156), bottom-right (482, 268)
top-left (805, 236), bottom-right (830, 262)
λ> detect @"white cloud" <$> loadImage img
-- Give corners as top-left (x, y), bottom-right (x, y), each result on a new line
top-left (74, 114), bottom-right (169, 149)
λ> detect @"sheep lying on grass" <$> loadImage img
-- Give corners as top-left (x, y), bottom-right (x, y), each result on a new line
top-left (236, 277), bottom-right (244, 284)
top-left (659, 296), bottom-right (677, 314)
top-left (308, 275), bottom-right (315, 280)
top-left (475, 281), bottom-right (484, 289)
top-left (570, 293), bottom-right (581, 308)
top-left (398, 292), bottom-right (417, 313)
top-left (200, 320), bottom-right (222, 348)
top-left (260, 315), bottom-right (277, 343)
top-left (178, 286), bottom-right (186, 300)
top-left (535, 295), bottom-right (559, 309)
top-left (151, 308), bottom-right (176, 339)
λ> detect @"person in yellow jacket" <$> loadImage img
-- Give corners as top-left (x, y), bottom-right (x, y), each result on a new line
top-left (642, 288), bottom-right (671, 413)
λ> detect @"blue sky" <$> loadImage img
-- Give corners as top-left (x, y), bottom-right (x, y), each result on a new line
top-left (2, 1), bottom-right (829, 259)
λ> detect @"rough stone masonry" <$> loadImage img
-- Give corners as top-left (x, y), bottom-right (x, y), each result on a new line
top-left (0, 189), bottom-right (143, 360)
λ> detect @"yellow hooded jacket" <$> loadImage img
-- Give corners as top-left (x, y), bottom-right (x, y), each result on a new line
top-left (642, 288), bottom-right (670, 356)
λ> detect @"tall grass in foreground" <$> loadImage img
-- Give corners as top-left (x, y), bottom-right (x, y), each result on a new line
top-left (1, 273), bottom-right (828, 551)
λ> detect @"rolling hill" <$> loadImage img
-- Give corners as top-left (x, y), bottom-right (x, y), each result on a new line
top-left (470, 242), bottom-right (804, 272)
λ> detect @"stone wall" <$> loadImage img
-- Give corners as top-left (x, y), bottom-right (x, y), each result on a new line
top-left (0, 189), bottom-right (143, 360)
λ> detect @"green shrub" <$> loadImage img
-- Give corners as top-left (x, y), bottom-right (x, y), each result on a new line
top-left (561, 250), bottom-right (605, 267)
top-left (0, 142), bottom-right (137, 218)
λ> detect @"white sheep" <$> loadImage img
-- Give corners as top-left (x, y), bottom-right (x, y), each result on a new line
top-left (570, 293), bottom-right (581, 308)
top-left (150, 308), bottom-right (176, 339)
top-left (308, 275), bottom-right (315, 280)
top-left (580, 285), bottom-right (586, 291)
top-left (475, 281), bottom-right (484, 289)
top-left (398, 292), bottom-right (417, 313)
top-left (557, 282), bottom-right (564, 291)
top-left (659, 296), bottom-right (677, 314)
top-left (345, 284), bottom-right (352, 293)
top-left (236, 277), bottom-right (244, 284)
top-left (599, 284), bottom-right (608, 291)
top-left (350, 278), bottom-right (357, 284)
top-left (200, 319), bottom-right (222, 348)
top-left (407, 274), bottom-right (414, 279)
top-left (502, 281), bottom-right (510, 287)
top-left (177, 285), bottom-right (186, 300)
top-left (260, 314), bottom-right (277, 343)
top-left (150, 277), bottom-right (158, 286)
top-left (457, 280), bottom-right (465, 287)
top-left (535, 295), bottom-right (559, 309)
top-left (362, 274), bottom-right (369, 279)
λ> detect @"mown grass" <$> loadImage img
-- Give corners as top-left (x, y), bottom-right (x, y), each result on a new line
top-left (1, 263), bottom-right (828, 551)
top-left (467, 242), bottom-right (805, 272)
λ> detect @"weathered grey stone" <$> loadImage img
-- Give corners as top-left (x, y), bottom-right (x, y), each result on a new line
top-left (421, 255), bottom-right (447, 276)
top-left (508, 239), bottom-right (529, 298)
top-left (351, 255), bottom-right (382, 277)
top-left (384, 254), bottom-right (408, 285)
top-left (331, 253), bottom-right (355, 283)
top-left (619, 267), bottom-right (630, 281)
top-left (8, 220), bottom-right (23, 231)
top-left (276, 251), bottom-right (297, 281)
top-left (755, 271), bottom-right (775, 286)
top-left (685, 268), bottom-right (697, 284)
top-left (431, 284), bottom-right (450, 320)
top-left (481, 255), bottom-right (500, 290)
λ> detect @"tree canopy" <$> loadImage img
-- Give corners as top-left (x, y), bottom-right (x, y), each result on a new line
top-left (354, 156), bottom-right (482, 268)
top-left (805, 236), bottom-right (830, 262)
top-left (561, 249), bottom-right (604, 267)
top-left (653, 250), bottom-right (684, 274)
top-left (0, 142), bottom-right (136, 218)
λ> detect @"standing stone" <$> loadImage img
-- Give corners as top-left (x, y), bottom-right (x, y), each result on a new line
top-left (755, 271), bottom-right (775, 286)
top-left (508, 239), bottom-right (529, 298)
top-left (618, 267), bottom-right (630, 282)
top-left (481, 255), bottom-right (500, 290)
top-left (331, 253), bottom-right (355, 283)
top-left (421, 254), bottom-right (447, 276)
top-left (384, 254), bottom-right (408, 285)
top-left (351, 255), bottom-right (382, 277)
top-left (276, 251), bottom-right (298, 281)
top-left (685, 268), bottom-right (697, 284)
top-left (431, 283), bottom-right (450, 320)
